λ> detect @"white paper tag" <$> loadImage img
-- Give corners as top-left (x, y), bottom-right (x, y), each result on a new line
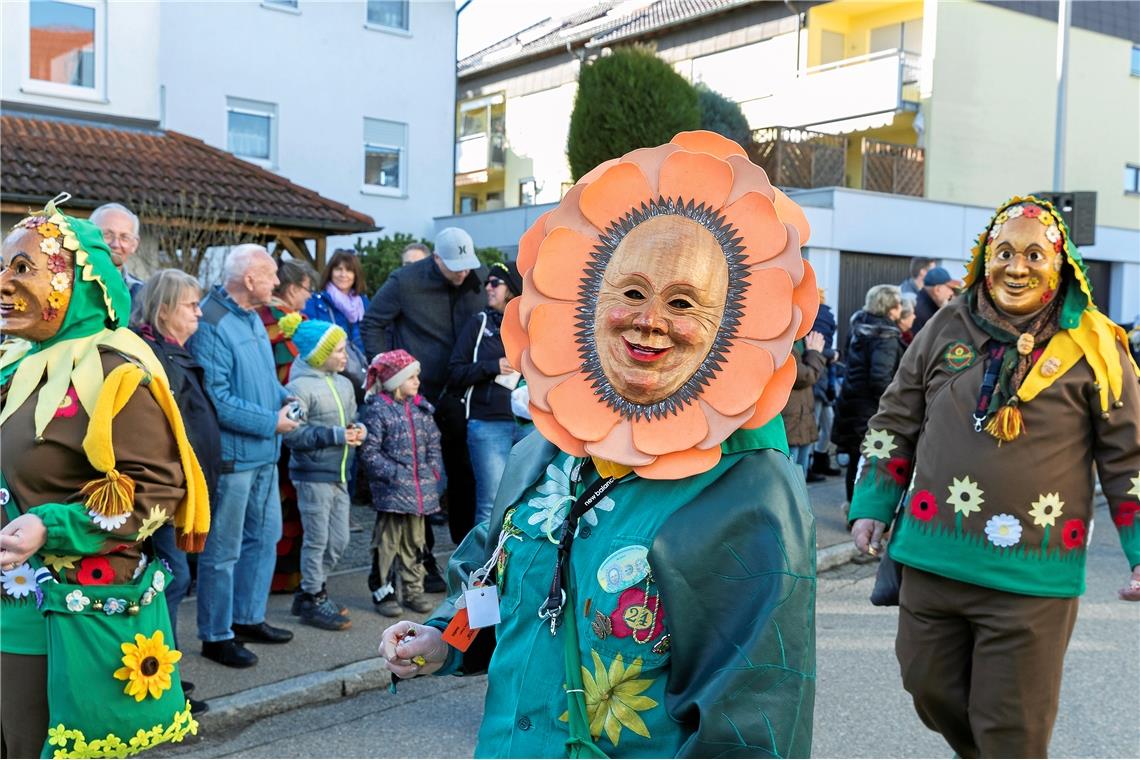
top-left (463, 585), bottom-right (501, 629)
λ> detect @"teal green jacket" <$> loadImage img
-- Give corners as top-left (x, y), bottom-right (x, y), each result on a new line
top-left (427, 420), bottom-right (816, 758)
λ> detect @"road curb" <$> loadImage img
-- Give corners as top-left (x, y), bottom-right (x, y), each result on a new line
top-left (197, 657), bottom-right (390, 735)
top-left (817, 542), bottom-right (859, 572)
top-left (197, 542), bottom-right (859, 735)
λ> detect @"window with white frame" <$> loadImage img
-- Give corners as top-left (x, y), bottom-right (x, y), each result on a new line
top-left (367, 0), bottom-right (408, 31)
top-left (363, 118), bottom-right (407, 193)
top-left (27, 0), bottom-right (105, 98)
top-left (1125, 164), bottom-right (1140, 195)
top-left (227, 97), bottom-right (277, 164)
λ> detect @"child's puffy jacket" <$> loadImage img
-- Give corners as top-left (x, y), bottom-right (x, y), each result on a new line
top-left (358, 391), bottom-right (441, 515)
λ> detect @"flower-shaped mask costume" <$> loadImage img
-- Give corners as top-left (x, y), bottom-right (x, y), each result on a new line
top-left (503, 131), bottom-right (818, 479)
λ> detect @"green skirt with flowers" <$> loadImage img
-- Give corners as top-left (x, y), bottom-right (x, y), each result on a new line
top-left (38, 559), bottom-right (195, 758)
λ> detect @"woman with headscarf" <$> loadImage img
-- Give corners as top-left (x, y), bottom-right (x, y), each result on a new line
top-left (378, 132), bottom-right (818, 757)
top-left (446, 261), bottom-right (527, 529)
top-left (0, 198), bottom-right (209, 757)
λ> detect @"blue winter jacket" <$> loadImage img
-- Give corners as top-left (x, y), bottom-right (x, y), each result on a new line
top-left (303, 290), bottom-right (369, 356)
top-left (189, 285), bottom-right (288, 471)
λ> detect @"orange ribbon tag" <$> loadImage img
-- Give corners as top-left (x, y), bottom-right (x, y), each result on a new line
top-left (441, 608), bottom-right (480, 652)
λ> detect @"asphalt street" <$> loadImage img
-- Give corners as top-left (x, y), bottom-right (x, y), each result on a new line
top-left (164, 504), bottom-right (1140, 758)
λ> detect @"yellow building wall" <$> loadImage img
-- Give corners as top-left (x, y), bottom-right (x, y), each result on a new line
top-left (926, 1), bottom-right (1140, 229)
top-left (807, 0), bottom-right (923, 67)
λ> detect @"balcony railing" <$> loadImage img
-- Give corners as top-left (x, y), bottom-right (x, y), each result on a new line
top-left (741, 49), bottom-right (920, 130)
top-left (862, 139), bottom-right (924, 196)
top-left (455, 132), bottom-right (505, 176)
top-left (749, 127), bottom-right (847, 189)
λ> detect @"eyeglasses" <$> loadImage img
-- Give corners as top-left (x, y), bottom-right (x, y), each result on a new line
top-left (101, 231), bottom-right (138, 246)
top-left (486, 277), bottom-right (505, 288)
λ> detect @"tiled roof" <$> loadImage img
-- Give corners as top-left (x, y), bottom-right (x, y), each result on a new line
top-left (0, 114), bottom-right (376, 234)
top-left (458, 0), bottom-right (753, 78)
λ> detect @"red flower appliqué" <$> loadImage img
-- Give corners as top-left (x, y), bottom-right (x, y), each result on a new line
top-left (1052, 238), bottom-right (1063, 253)
top-left (1021, 204), bottom-right (1043, 219)
top-left (1041, 290), bottom-right (1055, 305)
top-left (909, 490), bottom-right (937, 522)
top-left (1113, 502), bottom-right (1140, 528)
top-left (609, 587), bottom-right (665, 643)
top-left (41, 305), bottom-right (59, 322)
top-left (54, 386), bottom-right (80, 419)
top-left (886, 457), bottom-right (911, 486)
top-left (77, 556), bottom-right (114, 585)
top-left (1061, 519), bottom-right (1086, 550)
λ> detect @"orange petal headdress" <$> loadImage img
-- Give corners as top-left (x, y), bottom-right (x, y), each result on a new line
top-left (503, 131), bottom-right (818, 479)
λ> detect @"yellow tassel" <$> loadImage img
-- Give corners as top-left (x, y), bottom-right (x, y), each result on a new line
top-left (80, 468), bottom-right (136, 515)
top-left (985, 404), bottom-right (1025, 443)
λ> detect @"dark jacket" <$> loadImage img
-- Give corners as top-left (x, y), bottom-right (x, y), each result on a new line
top-left (831, 310), bottom-right (904, 452)
top-left (188, 286), bottom-right (287, 471)
top-left (361, 257), bottom-right (486, 402)
top-left (783, 343), bottom-right (827, 447)
top-left (811, 303), bottom-right (838, 404)
top-left (358, 391), bottom-right (442, 515)
top-left (133, 326), bottom-right (222, 502)
top-left (912, 288), bottom-right (939, 335)
top-left (302, 290), bottom-right (369, 357)
top-left (447, 309), bottom-right (514, 422)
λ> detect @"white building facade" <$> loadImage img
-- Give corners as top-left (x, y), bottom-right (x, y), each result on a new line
top-left (2, 0), bottom-right (457, 245)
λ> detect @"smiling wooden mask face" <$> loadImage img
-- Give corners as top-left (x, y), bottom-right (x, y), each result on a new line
top-left (986, 214), bottom-right (1062, 317)
top-left (0, 227), bottom-right (73, 342)
top-left (594, 215), bottom-right (728, 405)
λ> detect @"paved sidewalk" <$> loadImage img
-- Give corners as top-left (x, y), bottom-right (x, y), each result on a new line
top-left (175, 473), bottom-right (855, 736)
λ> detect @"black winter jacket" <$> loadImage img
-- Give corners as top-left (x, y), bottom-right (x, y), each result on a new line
top-left (133, 325), bottom-right (222, 501)
top-left (360, 257), bottom-right (486, 403)
top-left (831, 310), bottom-right (905, 452)
top-left (447, 309), bottom-right (514, 422)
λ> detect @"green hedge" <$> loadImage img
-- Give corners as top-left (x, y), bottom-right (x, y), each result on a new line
top-left (567, 45), bottom-right (700, 181)
top-left (353, 233), bottom-right (503, 294)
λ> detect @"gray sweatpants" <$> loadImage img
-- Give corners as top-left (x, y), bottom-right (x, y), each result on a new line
top-left (296, 480), bottom-right (351, 595)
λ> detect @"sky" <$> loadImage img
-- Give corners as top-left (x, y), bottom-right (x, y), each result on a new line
top-left (456, 0), bottom-right (603, 58)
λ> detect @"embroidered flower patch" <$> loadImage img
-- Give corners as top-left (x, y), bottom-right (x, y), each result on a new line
top-left (1, 563), bottom-right (36, 598)
top-left (65, 589), bottom-right (91, 612)
top-left (1113, 502), bottom-right (1139, 528)
top-left (88, 508), bottom-right (129, 531)
top-left (909, 490), bottom-right (937, 522)
top-left (1028, 493), bottom-right (1065, 528)
top-left (76, 556), bottom-right (114, 585)
top-left (984, 513), bottom-right (1022, 547)
top-left (943, 341), bottom-right (977, 372)
top-left (885, 457), bottom-right (911, 486)
top-left (1061, 519), bottom-right (1086, 549)
top-left (946, 476), bottom-right (984, 517)
top-left (861, 429), bottom-right (898, 460)
top-left (609, 587), bottom-right (665, 643)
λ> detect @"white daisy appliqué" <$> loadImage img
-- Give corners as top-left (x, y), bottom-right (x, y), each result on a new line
top-left (88, 509), bottom-right (130, 532)
top-left (984, 513), bottom-right (1023, 548)
top-left (0, 563), bottom-right (36, 598)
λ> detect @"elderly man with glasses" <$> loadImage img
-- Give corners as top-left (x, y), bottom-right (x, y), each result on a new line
top-left (90, 202), bottom-right (144, 299)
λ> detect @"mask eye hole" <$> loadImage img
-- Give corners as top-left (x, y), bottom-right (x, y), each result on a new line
top-left (624, 289), bottom-right (645, 301)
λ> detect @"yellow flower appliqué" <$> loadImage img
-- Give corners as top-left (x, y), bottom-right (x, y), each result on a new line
top-left (43, 554), bottom-right (80, 573)
top-left (861, 429), bottom-right (897, 460)
top-left (946, 476), bottom-right (985, 517)
top-left (1028, 492), bottom-right (1065, 527)
top-left (561, 650), bottom-right (658, 746)
top-left (113, 630), bottom-right (182, 701)
top-left (135, 505), bottom-right (168, 541)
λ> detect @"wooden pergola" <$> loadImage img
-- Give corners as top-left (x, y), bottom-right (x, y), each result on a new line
top-left (1, 114), bottom-right (378, 271)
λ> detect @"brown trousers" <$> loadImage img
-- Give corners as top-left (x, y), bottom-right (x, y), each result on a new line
top-left (896, 566), bottom-right (1079, 758)
top-left (1, 652), bottom-right (48, 758)
top-left (372, 512), bottom-right (427, 597)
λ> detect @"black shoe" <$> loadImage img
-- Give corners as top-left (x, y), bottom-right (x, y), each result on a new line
top-left (201, 639), bottom-right (258, 668)
top-left (811, 453), bottom-right (842, 476)
top-left (806, 470), bottom-right (826, 483)
top-left (232, 622), bottom-right (293, 644)
top-left (189, 698), bottom-right (210, 715)
top-left (422, 554), bottom-right (446, 594)
top-left (181, 680), bottom-right (195, 696)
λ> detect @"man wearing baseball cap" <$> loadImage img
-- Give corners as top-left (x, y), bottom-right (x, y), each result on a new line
top-left (913, 265), bottom-right (962, 335)
top-left (361, 227), bottom-right (486, 592)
